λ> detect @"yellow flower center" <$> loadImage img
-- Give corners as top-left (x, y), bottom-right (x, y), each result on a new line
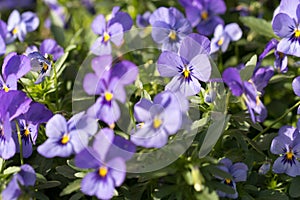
top-left (153, 117), bottom-right (162, 129)
top-left (12, 27), bottom-right (18, 35)
top-left (201, 11), bottom-right (208, 20)
top-left (256, 96), bottom-right (261, 106)
top-left (103, 32), bottom-right (110, 42)
top-left (3, 85), bottom-right (9, 92)
top-left (168, 30), bottom-right (177, 40)
top-left (217, 37), bottom-right (224, 46)
top-left (61, 134), bottom-right (70, 144)
top-left (104, 92), bottom-right (113, 102)
top-left (225, 178), bottom-right (231, 184)
top-left (295, 29), bottom-right (300, 37)
top-left (286, 151), bottom-right (294, 160)
top-left (43, 63), bottom-right (49, 71)
top-left (183, 67), bottom-right (190, 79)
top-left (98, 166), bottom-right (108, 177)
top-left (24, 128), bottom-right (30, 137)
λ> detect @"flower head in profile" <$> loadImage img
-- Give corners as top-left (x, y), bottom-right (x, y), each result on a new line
top-left (216, 158), bottom-right (248, 199)
top-left (83, 55), bottom-right (138, 126)
top-left (27, 52), bottom-right (52, 84)
top-left (131, 91), bottom-right (187, 148)
top-left (157, 33), bottom-right (211, 96)
top-left (5, 9), bottom-right (39, 43)
top-left (75, 128), bottom-right (135, 199)
top-left (90, 7), bottom-right (133, 56)
top-left (270, 122), bottom-right (300, 177)
top-left (149, 7), bottom-right (192, 52)
top-left (210, 23), bottom-right (242, 54)
top-left (2, 164), bottom-right (36, 200)
top-left (136, 11), bottom-right (151, 28)
top-left (37, 112), bottom-right (98, 158)
top-left (179, 0), bottom-right (226, 36)
top-left (272, 0), bottom-right (300, 57)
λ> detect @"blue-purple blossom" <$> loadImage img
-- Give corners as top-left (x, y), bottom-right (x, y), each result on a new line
top-left (26, 38), bottom-right (64, 61)
top-left (12, 102), bottom-right (53, 158)
top-left (131, 91), bottom-right (186, 148)
top-left (5, 10), bottom-right (39, 43)
top-left (2, 164), bottom-right (36, 200)
top-left (272, 0), bottom-right (300, 57)
top-left (149, 7), bottom-right (192, 52)
top-left (43, 0), bottom-right (67, 28)
top-left (91, 7), bottom-right (133, 55)
top-left (0, 20), bottom-right (7, 55)
top-left (179, 0), bottom-right (226, 36)
top-left (210, 23), bottom-right (242, 54)
top-left (217, 158), bottom-right (248, 199)
top-left (75, 128), bottom-right (135, 199)
top-left (27, 52), bottom-right (52, 84)
top-left (157, 33), bottom-right (211, 96)
top-left (37, 112), bottom-right (98, 158)
top-left (258, 162), bottom-right (271, 175)
top-left (83, 55), bottom-right (138, 125)
top-left (222, 66), bottom-right (274, 123)
top-left (270, 123), bottom-right (300, 177)
top-left (136, 11), bottom-right (151, 28)
top-left (0, 0), bottom-right (34, 11)
top-left (258, 38), bottom-right (288, 73)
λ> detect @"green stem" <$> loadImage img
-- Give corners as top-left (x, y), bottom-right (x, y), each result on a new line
top-left (224, 90), bottom-right (231, 115)
top-left (53, 63), bottom-right (59, 110)
top-left (15, 121), bottom-right (24, 165)
top-left (253, 101), bottom-right (300, 141)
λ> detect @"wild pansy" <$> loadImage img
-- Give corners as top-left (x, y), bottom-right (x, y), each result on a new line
top-left (37, 112), bottom-right (97, 158)
top-left (178, 0), bottom-right (226, 36)
top-left (270, 122), bottom-right (300, 177)
top-left (75, 128), bottom-right (135, 199)
top-left (5, 10), bottom-right (39, 43)
top-left (216, 158), bottom-right (248, 199)
top-left (272, 0), bottom-right (300, 57)
top-left (292, 76), bottom-right (300, 114)
top-left (0, 90), bottom-right (31, 159)
top-left (210, 23), bottom-right (242, 54)
top-left (131, 91), bottom-right (186, 148)
top-left (258, 39), bottom-right (288, 73)
top-left (157, 33), bottom-right (211, 96)
top-left (26, 38), bottom-right (64, 61)
top-left (149, 7), bottom-right (192, 52)
top-left (27, 52), bottom-right (52, 84)
top-left (90, 7), bottom-right (133, 55)
top-left (136, 11), bottom-right (151, 28)
top-left (0, 20), bottom-right (7, 55)
top-left (1, 164), bottom-right (36, 200)
top-left (222, 66), bottom-right (274, 123)
top-left (0, 52), bottom-right (31, 92)
top-left (12, 102), bottom-right (53, 158)
top-left (84, 55), bottom-right (138, 126)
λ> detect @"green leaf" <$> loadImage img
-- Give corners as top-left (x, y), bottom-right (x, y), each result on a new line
top-left (70, 192), bottom-right (84, 200)
top-left (257, 190), bottom-right (288, 200)
top-left (205, 165), bottom-right (233, 180)
top-left (56, 165), bottom-right (76, 179)
top-left (36, 181), bottom-right (61, 190)
top-left (269, 74), bottom-right (294, 84)
top-left (3, 166), bottom-right (20, 175)
top-left (289, 176), bottom-right (300, 198)
top-left (195, 187), bottom-right (219, 200)
top-left (240, 55), bottom-right (257, 81)
top-left (60, 179), bottom-right (81, 196)
top-left (239, 16), bottom-right (277, 39)
top-left (35, 173), bottom-right (47, 183)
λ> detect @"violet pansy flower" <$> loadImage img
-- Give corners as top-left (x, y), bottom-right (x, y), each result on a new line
top-left (37, 112), bottom-right (97, 158)
top-left (179, 0), bottom-right (226, 36)
top-left (91, 7), bottom-right (133, 56)
top-left (136, 11), bottom-right (151, 28)
top-left (210, 23), bottom-right (242, 54)
top-left (270, 123), bottom-right (300, 177)
top-left (216, 158), bottom-right (248, 199)
top-left (149, 7), bottom-right (192, 52)
top-left (272, 0), bottom-right (300, 57)
top-left (5, 10), bottom-right (39, 43)
top-left (28, 52), bottom-right (52, 84)
top-left (157, 33), bottom-right (211, 96)
top-left (75, 128), bottom-right (135, 199)
top-left (2, 164), bottom-right (36, 200)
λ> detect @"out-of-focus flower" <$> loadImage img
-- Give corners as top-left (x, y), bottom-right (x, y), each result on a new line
top-left (216, 158), bottom-right (248, 199)
top-left (272, 0), bottom-right (300, 57)
top-left (179, 0), bottom-right (226, 36)
top-left (149, 7), bottom-right (192, 52)
top-left (5, 10), bottom-right (39, 43)
top-left (83, 55), bottom-right (138, 126)
top-left (75, 128), bottom-right (135, 199)
top-left (222, 66), bottom-right (274, 123)
top-left (258, 39), bottom-right (288, 73)
top-left (270, 123), bottom-right (300, 177)
top-left (91, 7), bottom-right (133, 55)
top-left (0, 20), bottom-right (7, 55)
top-left (81, 0), bottom-right (96, 15)
top-left (26, 38), bottom-right (64, 61)
top-left (258, 162), bottom-right (271, 175)
top-left (210, 23), bottom-right (242, 54)
top-left (0, 0), bottom-right (34, 11)
top-left (37, 112), bottom-right (97, 158)
top-left (136, 11), bottom-right (151, 28)
top-left (2, 164), bottom-right (36, 200)
top-left (157, 33), bottom-right (211, 96)
top-left (12, 102), bottom-right (53, 158)
top-left (131, 91), bottom-right (186, 148)
top-left (43, 0), bottom-right (67, 28)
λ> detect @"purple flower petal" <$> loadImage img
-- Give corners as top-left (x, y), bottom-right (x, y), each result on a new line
top-left (91, 14), bottom-right (106, 35)
top-left (45, 114), bottom-right (67, 138)
top-left (108, 23), bottom-right (124, 46)
top-left (270, 134), bottom-right (292, 155)
top-left (230, 163), bottom-right (248, 182)
top-left (107, 157), bottom-right (126, 186)
top-left (75, 148), bottom-right (101, 169)
top-left (189, 54), bottom-right (211, 82)
top-left (40, 39), bottom-right (64, 61)
top-left (69, 130), bottom-right (89, 153)
top-left (151, 21), bottom-right (171, 43)
top-left (157, 51), bottom-right (182, 77)
top-left (272, 13), bottom-right (294, 38)
top-left (108, 9), bottom-right (133, 32)
top-left (224, 23), bottom-right (242, 41)
top-left (0, 137), bottom-right (16, 159)
top-left (2, 53), bottom-right (31, 80)
top-left (91, 37), bottom-right (112, 56)
top-left (134, 98), bottom-right (153, 122)
top-left (7, 10), bottom-right (21, 31)
top-left (293, 76), bottom-right (300, 96)
top-left (37, 138), bottom-right (73, 158)
top-left (222, 68), bottom-right (244, 96)
top-left (83, 73), bottom-right (101, 95)
top-left (110, 61), bottom-right (138, 85)
top-left (92, 128), bottom-right (114, 160)
top-left (106, 136), bottom-right (136, 161)
top-left (21, 11), bottom-right (39, 32)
